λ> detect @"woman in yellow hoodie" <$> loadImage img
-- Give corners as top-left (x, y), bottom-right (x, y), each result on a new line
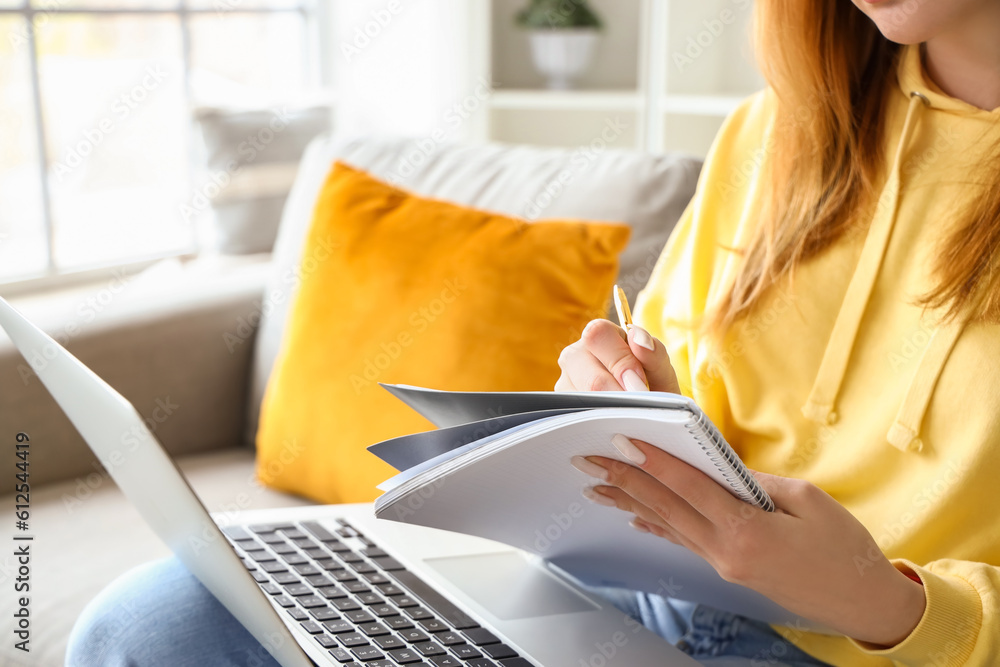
top-left (559, 0), bottom-right (1000, 665)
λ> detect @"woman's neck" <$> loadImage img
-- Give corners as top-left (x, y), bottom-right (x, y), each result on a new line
top-left (922, 7), bottom-right (1000, 111)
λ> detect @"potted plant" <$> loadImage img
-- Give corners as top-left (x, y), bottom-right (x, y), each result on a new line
top-left (516, 0), bottom-right (604, 90)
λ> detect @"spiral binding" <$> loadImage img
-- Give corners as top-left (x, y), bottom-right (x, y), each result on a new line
top-left (684, 409), bottom-right (775, 512)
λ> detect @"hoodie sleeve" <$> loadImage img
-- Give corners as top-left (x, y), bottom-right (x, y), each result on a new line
top-left (853, 559), bottom-right (999, 665)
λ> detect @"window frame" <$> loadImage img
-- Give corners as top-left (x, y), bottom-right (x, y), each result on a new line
top-left (0, 0), bottom-right (324, 293)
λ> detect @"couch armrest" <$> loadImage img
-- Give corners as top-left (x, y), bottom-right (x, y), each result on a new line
top-left (0, 257), bottom-right (271, 488)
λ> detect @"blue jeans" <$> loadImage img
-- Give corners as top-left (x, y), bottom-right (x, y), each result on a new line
top-left (67, 558), bottom-right (831, 666)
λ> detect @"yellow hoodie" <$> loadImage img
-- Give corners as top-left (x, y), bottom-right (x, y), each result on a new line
top-left (634, 45), bottom-right (1000, 666)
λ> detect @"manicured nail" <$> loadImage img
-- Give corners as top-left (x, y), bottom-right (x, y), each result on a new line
top-left (629, 518), bottom-right (650, 533)
top-left (570, 455), bottom-right (608, 481)
top-left (611, 434), bottom-right (646, 465)
top-left (621, 369), bottom-right (648, 392)
top-left (630, 326), bottom-right (655, 352)
top-left (582, 486), bottom-right (617, 507)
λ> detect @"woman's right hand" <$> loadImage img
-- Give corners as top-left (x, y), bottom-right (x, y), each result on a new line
top-left (555, 319), bottom-right (681, 394)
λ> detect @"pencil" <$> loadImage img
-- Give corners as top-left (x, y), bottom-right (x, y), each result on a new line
top-left (613, 284), bottom-right (633, 330)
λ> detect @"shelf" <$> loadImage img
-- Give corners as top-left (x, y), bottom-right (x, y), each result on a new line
top-left (662, 94), bottom-right (751, 117)
top-left (491, 89), bottom-right (643, 111)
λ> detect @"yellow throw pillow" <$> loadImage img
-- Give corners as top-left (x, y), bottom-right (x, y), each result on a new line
top-left (256, 162), bottom-right (630, 503)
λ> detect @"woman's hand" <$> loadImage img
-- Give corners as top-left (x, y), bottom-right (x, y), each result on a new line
top-left (555, 319), bottom-right (680, 394)
top-left (575, 440), bottom-right (927, 647)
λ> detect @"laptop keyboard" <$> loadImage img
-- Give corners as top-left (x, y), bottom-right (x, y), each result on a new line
top-left (223, 519), bottom-right (532, 667)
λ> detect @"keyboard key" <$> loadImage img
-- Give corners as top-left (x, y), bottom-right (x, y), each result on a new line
top-left (260, 562), bottom-right (288, 574)
top-left (301, 520), bottom-right (338, 541)
top-left (339, 551), bottom-right (364, 563)
top-left (325, 540), bottom-right (353, 553)
top-left (319, 585), bottom-right (348, 599)
top-left (273, 595), bottom-right (296, 608)
top-left (372, 635), bottom-right (406, 650)
top-left (250, 522), bottom-right (294, 534)
top-left (246, 550), bottom-right (274, 562)
top-left (429, 657), bottom-right (462, 667)
top-left (292, 537), bottom-right (320, 550)
top-left (462, 628), bottom-right (500, 646)
top-left (343, 610), bottom-right (375, 624)
top-left (394, 596), bottom-right (418, 608)
top-left (282, 528), bottom-right (306, 539)
top-left (272, 572), bottom-right (300, 584)
top-left (241, 558), bottom-right (256, 571)
top-left (398, 629), bottom-right (429, 644)
top-left (282, 553), bottom-right (308, 565)
top-left (361, 547), bottom-right (388, 558)
top-left (404, 607), bottom-right (433, 620)
top-left (362, 572), bottom-right (391, 585)
top-left (434, 632), bottom-right (464, 647)
top-left (327, 646), bottom-right (354, 663)
top-left (342, 581), bottom-right (371, 594)
top-left (251, 571), bottom-right (269, 583)
top-left (481, 644), bottom-right (518, 660)
top-left (414, 642), bottom-right (445, 657)
top-left (450, 644), bottom-right (482, 659)
top-left (419, 619), bottom-right (449, 633)
top-left (283, 583), bottom-right (312, 597)
top-left (305, 573), bottom-right (333, 587)
top-left (349, 561), bottom-right (376, 574)
top-left (315, 634), bottom-right (337, 649)
top-left (498, 659), bottom-right (532, 667)
top-left (393, 571), bottom-right (479, 630)
top-left (323, 620), bottom-right (354, 634)
top-left (387, 648), bottom-right (423, 664)
top-left (293, 563), bottom-right (320, 576)
top-left (284, 607), bottom-right (308, 621)
top-left (376, 583), bottom-right (404, 596)
top-left (372, 556), bottom-right (406, 571)
top-left (370, 604), bottom-right (399, 618)
top-left (351, 646), bottom-right (384, 661)
top-left (317, 559), bottom-right (344, 572)
top-left (259, 533), bottom-right (287, 544)
top-left (337, 632), bottom-right (369, 648)
top-left (332, 598), bottom-right (361, 612)
top-left (260, 582), bottom-right (281, 595)
top-left (358, 592), bottom-right (384, 605)
top-left (465, 661), bottom-right (498, 667)
top-left (303, 547), bottom-right (327, 558)
top-left (222, 525), bottom-right (254, 540)
top-left (271, 542), bottom-right (297, 555)
top-left (300, 621), bottom-right (324, 635)
top-left (310, 607), bottom-right (340, 621)
top-left (331, 571), bottom-right (360, 583)
top-left (386, 616), bottom-right (414, 631)
top-left (298, 595), bottom-right (328, 609)
top-left (363, 661), bottom-right (394, 667)
top-left (358, 622), bottom-right (389, 637)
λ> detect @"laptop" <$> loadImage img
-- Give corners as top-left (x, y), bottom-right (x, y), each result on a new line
top-left (0, 296), bottom-right (699, 667)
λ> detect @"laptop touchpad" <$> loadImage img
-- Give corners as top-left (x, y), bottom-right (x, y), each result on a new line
top-left (425, 552), bottom-right (599, 620)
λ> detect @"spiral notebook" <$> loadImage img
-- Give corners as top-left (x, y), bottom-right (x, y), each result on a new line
top-left (365, 385), bottom-right (827, 629)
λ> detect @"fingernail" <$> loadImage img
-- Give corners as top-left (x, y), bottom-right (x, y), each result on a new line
top-left (621, 369), bottom-right (648, 392)
top-left (611, 434), bottom-right (647, 465)
top-left (570, 455), bottom-right (609, 481)
top-left (629, 518), bottom-right (650, 533)
top-left (630, 326), bottom-right (655, 352)
top-left (582, 486), bottom-right (617, 507)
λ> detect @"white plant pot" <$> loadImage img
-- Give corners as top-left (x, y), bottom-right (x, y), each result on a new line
top-left (528, 29), bottom-right (600, 90)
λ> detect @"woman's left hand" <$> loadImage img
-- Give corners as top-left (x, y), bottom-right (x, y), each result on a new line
top-left (574, 436), bottom-right (926, 647)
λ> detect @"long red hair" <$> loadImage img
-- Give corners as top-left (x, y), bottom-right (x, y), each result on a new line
top-left (713, 0), bottom-right (1000, 330)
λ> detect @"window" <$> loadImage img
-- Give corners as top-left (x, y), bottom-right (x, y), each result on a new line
top-left (0, 0), bottom-right (321, 286)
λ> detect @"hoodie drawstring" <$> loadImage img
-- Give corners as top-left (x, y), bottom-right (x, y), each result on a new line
top-left (802, 92), bottom-right (929, 428)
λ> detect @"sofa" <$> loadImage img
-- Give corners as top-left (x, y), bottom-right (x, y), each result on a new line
top-left (0, 134), bottom-right (701, 666)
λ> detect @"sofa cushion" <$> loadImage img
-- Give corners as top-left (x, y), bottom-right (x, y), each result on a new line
top-left (247, 136), bottom-right (702, 443)
top-left (255, 161), bottom-right (630, 503)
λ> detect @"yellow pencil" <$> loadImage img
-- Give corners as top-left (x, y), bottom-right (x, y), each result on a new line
top-left (613, 284), bottom-right (633, 330)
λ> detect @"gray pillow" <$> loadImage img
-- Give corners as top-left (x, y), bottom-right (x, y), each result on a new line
top-left (245, 134), bottom-right (702, 443)
top-left (193, 105), bottom-right (332, 255)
